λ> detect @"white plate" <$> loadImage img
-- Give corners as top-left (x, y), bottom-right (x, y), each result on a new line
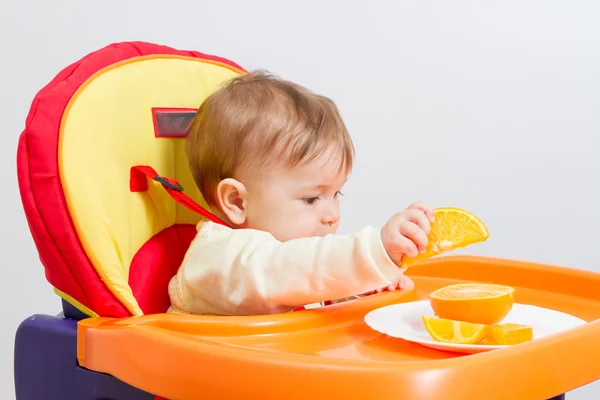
top-left (364, 300), bottom-right (586, 354)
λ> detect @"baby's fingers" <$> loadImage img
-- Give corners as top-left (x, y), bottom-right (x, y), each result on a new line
top-left (399, 221), bottom-right (429, 252)
top-left (391, 234), bottom-right (419, 258)
top-left (398, 275), bottom-right (413, 290)
top-left (404, 209), bottom-right (432, 235)
top-left (407, 201), bottom-right (435, 223)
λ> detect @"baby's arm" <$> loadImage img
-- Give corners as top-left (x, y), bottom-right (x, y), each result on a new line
top-left (170, 225), bottom-right (402, 316)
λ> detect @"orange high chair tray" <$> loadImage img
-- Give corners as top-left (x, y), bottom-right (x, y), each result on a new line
top-left (78, 256), bottom-right (600, 400)
top-left (15, 41), bottom-right (600, 400)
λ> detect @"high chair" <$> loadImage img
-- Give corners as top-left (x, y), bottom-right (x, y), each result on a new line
top-left (14, 41), bottom-right (600, 400)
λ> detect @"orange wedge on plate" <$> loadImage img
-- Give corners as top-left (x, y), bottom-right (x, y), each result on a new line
top-left (429, 283), bottom-right (515, 325)
top-left (402, 207), bottom-right (490, 268)
top-left (485, 323), bottom-right (533, 345)
top-left (422, 316), bottom-right (491, 344)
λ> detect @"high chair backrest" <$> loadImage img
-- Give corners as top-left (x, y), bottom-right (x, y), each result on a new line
top-left (17, 41), bottom-right (245, 318)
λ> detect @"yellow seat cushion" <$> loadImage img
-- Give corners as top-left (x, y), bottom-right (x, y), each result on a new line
top-left (59, 55), bottom-right (242, 315)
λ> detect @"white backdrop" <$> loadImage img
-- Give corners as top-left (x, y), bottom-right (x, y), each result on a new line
top-left (1, 0), bottom-right (599, 398)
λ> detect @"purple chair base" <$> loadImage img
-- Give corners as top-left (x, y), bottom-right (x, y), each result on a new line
top-left (14, 312), bottom-right (155, 400)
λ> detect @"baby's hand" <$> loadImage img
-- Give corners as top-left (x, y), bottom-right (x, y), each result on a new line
top-left (375, 274), bottom-right (414, 293)
top-left (381, 201), bottom-right (435, 266)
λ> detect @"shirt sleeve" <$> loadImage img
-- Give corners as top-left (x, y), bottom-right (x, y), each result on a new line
top-left (169, 223), bottom-right (403, 316)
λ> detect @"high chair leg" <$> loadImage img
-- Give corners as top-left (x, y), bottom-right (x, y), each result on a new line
top-left (15, 313), bottom-right (155, 400)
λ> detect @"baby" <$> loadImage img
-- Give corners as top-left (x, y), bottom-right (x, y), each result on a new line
top-left (168, 71), bottom-right (434, 316)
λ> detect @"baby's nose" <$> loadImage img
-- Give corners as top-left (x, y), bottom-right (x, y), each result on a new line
top-left (321, 211), bottom-right (340, 226)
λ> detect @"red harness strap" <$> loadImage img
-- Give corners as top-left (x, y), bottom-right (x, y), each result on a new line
top-left (130, 165), bottom-right (229, 227)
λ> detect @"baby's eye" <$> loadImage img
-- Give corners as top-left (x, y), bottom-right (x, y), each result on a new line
top-left (335, 191), bottom-right (344, 198)
top-left (304, 196), bottom-right (320, 205)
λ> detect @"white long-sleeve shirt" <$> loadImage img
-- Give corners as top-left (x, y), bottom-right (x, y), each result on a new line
top-left (168, 220), bottom-right (403, 316)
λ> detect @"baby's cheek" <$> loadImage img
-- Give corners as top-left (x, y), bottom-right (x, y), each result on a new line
top-left (294, 221), bottom-right (318, 239)
top-left (289, 216), bottom-right (318, 239)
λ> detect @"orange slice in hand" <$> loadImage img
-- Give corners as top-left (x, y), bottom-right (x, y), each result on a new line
top-left (429, 283), bottom-right (515, 325)
top-left (422, 316), bottom-right (491, 344)
top-left (402, 207), bottom-right (490, 268)
top-left (485, 323), bottom-right (533, 345)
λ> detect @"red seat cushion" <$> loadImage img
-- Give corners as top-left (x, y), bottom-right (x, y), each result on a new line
top-left (129, 224), bottom-right (197, 314)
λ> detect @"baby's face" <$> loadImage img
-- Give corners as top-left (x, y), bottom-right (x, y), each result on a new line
top-left (242, 150), bottom-right (348, 242)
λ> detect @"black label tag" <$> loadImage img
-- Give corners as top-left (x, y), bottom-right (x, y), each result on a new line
top-left (152, 108), bottom-right (197, 138)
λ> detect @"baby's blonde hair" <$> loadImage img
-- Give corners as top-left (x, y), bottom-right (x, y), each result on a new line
top-left (186, 70), bottom-right (355, 207)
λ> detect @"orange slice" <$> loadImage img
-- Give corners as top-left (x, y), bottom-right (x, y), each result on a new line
top-left (484, 323), bottom-right (533, 345)
top-left (429, 283), bottom-right (515, 325)
top-left (402, 207), bottom-right (490, 268)
top-left (422, 316), bottom-right (491, 344)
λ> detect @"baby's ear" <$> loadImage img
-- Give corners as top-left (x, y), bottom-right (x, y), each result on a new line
top-left (216, 178), bottom-right (247, 226)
